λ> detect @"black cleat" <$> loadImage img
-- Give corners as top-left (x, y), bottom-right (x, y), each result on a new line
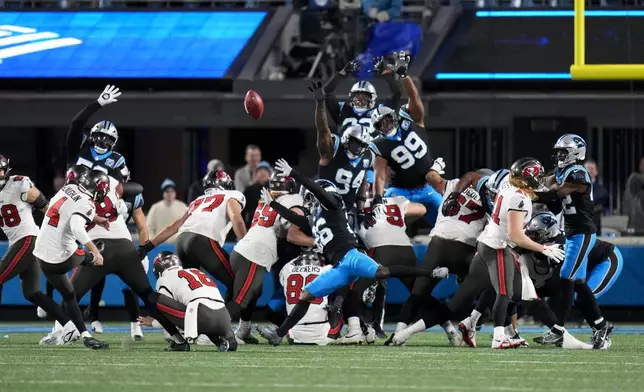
top-left (534, 330), bottom-right (564, 346)
top-left (256, 326), bottom-right (283, 346)
top-left (237, 334), bottom-right (259, 345)
top-left (591, 321), bottom-right (614, 349)
top-left (373, 324), bottom-right (387, 339)
top-left (164, 341), bottom-right (190, 352)
top-left (83, 336), bottom-right (109, 350)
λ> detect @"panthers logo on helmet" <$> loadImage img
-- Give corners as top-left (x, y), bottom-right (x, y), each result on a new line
top-left (572, 136), bottom-right (586, 148)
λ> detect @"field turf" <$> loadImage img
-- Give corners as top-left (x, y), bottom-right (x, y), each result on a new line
top-left (0, 326), bottom-right (643, 392)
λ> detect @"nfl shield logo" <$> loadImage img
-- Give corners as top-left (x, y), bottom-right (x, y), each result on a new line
top-left (105, 158), bottom-right (115, 168)
top-left (363, 160), bottom-right (370, 168)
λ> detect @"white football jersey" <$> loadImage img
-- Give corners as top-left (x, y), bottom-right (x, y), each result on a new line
top-left (87, 176), bottom-right (131, 241)
top-left (478, 181), bottom-right (532, 250)
top-left (179, 189), bottom-right (246, 246)
top-left (234, 193), bottom-right (303, 270)
top-left (280, 259), bottom-right (331, 344)
top-left (357, 196), bottom-right (411, 249)
top-left (430, 179), bottom-right (486, 247)
top-left (156, 267), bottom-right (225, 308)
top-left (0, 175), bottom-right (39, 246)
top-left (33, 185), bottom-right (96, 264)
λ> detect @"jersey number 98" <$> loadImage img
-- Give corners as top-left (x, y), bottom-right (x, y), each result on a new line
top-left (391, 132), bottom-right (427, 170)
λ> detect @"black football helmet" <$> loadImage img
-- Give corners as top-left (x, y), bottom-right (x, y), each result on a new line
top-left (65, 164), bottom-right (90, 186)
top-left (510, 157), bottom-right (544, 189)
top-left (203, 169), bottom-right (234, 191)
top-left (269, 172), bottom-right (298, 196)
top-left (0, 155), bottom-right (11, 189)
top-left (78, 170), bottom-right (110, 202)
top-left (153, 251), bottom-right (182, 279)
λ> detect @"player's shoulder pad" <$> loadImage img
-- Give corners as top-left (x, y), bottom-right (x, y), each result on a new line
top-left (331, 134), bottom-right (340, 158)
top-left (399, 104), bottom-right (413, 122)
top-left (7, 175), bottom-right (33, 195)
top-left (558, 165), bottom-right (590, 185)
top-left (134, 193), bottom-right (145, 210)
top-left (508, 192), bottom-right (529, 211)
top-left (226, 190), bottom-right (246, 208)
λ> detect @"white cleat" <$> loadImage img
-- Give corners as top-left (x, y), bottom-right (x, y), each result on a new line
top-left (392, 329), bottom-right (410, 346)
top-left (339, 331), bottom-right (366, 345)
top-left (90, 320), bottom-right (104, 334)
top-left (365, 325), bottom-right (377, 345)
top-left (449, 333), bottom-right (465, 347)
top-left (131, 322), bottom-right (143, 341)
top-left (196, 335), bottom-right (214, 345)
top-left (39, 323), bottom-right (62, 345)
top-left (458, 320), bottom-right (477, 348)
top-left (562, 331), bottom-right (593, 350)
top-left (36, 307), bottom-right (48, 319)
top-left (58, 321), bottom-right (81, 345)
top-left (492, 334), bottom-right (520, 349)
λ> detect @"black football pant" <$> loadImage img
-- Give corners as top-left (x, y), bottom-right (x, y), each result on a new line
top-left (177, 232), bottom-right (235, 302)
top-left (66, 238), bottom-right (182, 338)
top-left (86, 279), bottom-right (140, 323)
top-left (156, 294), bottom-right (237, 350)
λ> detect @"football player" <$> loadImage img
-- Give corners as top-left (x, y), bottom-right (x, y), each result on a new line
top-left (311, 80), bottom-right (374, 219)
top-left (34, 170), bottom-right (109, 349)
top-left (279, 251), bottom-right (333, 345)
top-left (389, 169), bottom-right (489, 346)
top-left (257, 159), bottom-right (441, 346)
top-left (535, 134), bottom-right (613, 349)
top-left (227, 173), bottom-right (311, 344)
top-left (521, 212), bottom-right (620, 348)
top-left (138, 251), bottom-right (236, 352)
top-left (0, 155), bottom-right (72, 332)
top-left (139, 170), bottom-right (246, 303)
top-left (84, 165), bottom-right (148, 340)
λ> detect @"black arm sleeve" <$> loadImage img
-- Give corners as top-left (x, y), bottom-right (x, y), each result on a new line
top-left (289, 169), bottom-right (341, 211)
top-left (325, 94), bottom-right (341, 126)
top-left (534, 190), bottom-right (559, 204)
top-left (31, 192), bottom-right (48, 210)
top-left (545, 200), bottom-right (563, 215)
top-left (269, 201), bottom-right (312, 236)
top-left (122, 182), bottom-right (144, 198)
top-left (383, 73), bottom-right (401, 109)
top-left (65, 101), bottom-right (102, 163)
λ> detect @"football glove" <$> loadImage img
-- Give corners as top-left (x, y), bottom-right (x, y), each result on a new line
top-left (441, 192), bottom-right (460, 217)
top-left (431, 267), bottom-right (449, 279)
top-left (115, 199), bottom-right (129, 221)
top-left (386, 51), bottom-right (411, 79)
top-left (541, 244), bottom-right (565, 263)
top-left (370, 56), bottom-right (387, 74)
top-left (274, 158), bottom-right (293, 177)
top-left (97, 85), bottom-right (121, 106)
top-left (138, 240), bottom-right (155, 260)
top-left (308, 80), bottom-right (329, 102)
top-left (431, 157), bottom-right (446, 175)
top-left (340, 57), bottom-right (363, 76)
top-left (371, 195), bottom-right (387, 220)
top-left (260, 187), bottom-right (273, 205)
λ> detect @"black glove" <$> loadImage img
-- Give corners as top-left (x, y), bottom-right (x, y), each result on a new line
top-left (138, 240), bottom-right (155, 260)
top-left (340, 57), bottom-right (364, 76)
top-left (370, 56), bottom-right (387, 74)
top-left (386, 50), bottom-right (411, 79)
top-left (441, 192), bottom-right (461, 217)
top-left (308, 80), bottom-right (329, 102)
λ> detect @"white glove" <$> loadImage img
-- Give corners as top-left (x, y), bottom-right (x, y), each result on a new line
top-left (372, 203), bottom-right (387, 222)
top-left (368, 7), bottom-right (378, 18)
top-left (431, 157), bottom-right (446, 175)
top-left (432, 267), bottom-right (449, 279)
top-left (97, 85), bottom-right (121, 106)
top-left (541, 244), bottom-right (565, 263)
top-left (260, 187), bottom-right (273, 205)
top-left (115, 199), bottom-right (128, 221)
top-left (274, 158), bottom-right (292, 177)
top-left (376, 11), bottom-right (390, 22)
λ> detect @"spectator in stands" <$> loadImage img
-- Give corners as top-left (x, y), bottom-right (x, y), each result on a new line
top-left (585, 159), bottom-right (609, 234)
top-left (624, 157), bottom-right (644, 234)
top-left (186, 159), bottom-right (225, 203)
top-left (363, 0), bottom-right (402, 22)
top-left (234, 144), bottom-right (262, 191)
top-left (242, 161), bottom-right (272, 227)
top-left (147, 179), bottom-right (188, 244)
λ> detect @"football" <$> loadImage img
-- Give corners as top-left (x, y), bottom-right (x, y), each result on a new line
top-left (244, 90), bottom-right (264, 120)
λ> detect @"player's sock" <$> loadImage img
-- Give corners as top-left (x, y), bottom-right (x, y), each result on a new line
top-left (88, 278), bottom-right (106, 321)
top-left (347, 316), bottom-right (361, 335)
top-left (396, 322), bottom-right (407, 333)
top-left (25, 292), bottom-right (71, 325)
top-left (492, 295), bottom-right (510, 329)
top-left (387, 265), bottom-right (435, 278)
top-left (61, 291), bottom-right (88, 333)
top-left (493, 326), bottom-right (505, 339)
top-left (45, 281), bottom-right (54, 298)
top-left (442, 321), bottom-right (458, 340)
top-left (470, 309), bottom-right (483, 326)
top-left (238, 319), bottom-right (251, 336)
top-left (122, 289), bottom-right (140, 322)
top-left (276, 300), bottom-right (311, 337)
top-left (574, 282), bottom-right (605, 329)
top-left (555, 278), bottom-right (574, 327)
top-left (552, 324), bottom-right (565, 335)
top-left (81, 331), bottom-right (92, 339)
top-left (408, 319), bottom-right (427, 334)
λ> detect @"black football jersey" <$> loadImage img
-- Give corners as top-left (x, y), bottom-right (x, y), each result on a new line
top-left (555, 164), bottom-right (597, 236)
top-left (587, 239), bottom-right (615, 270)
top-left (318, 135), bottom-right (373, 208)
top-left (73, 143), bottom-right (126, 182)
top-left (336, 102), bottom-right (381, 138)
top-left (311, 195), bottom-right (359, 265)
top-left (371, 108), bottom-right (432, 189)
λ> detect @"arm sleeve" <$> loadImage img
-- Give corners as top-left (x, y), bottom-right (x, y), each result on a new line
top-left (122, 182), bottom-right (144, 198)
top-left (289, 169), bottom-right (341, 211)
top-left (65, 101), bottom-right (102, 163)
top-left (269, 201), bottom-right (312, 235)
top-left (325, 94), bottom-right (341, 126)
top-left (70, 214), bottom-right (91, 245)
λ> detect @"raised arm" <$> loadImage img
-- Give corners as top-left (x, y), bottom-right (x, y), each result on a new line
top-left (310, 81), bottom-right (335, 165)
top-left (274, 159), bottom-right (340, 211)
top-left (402, 77), bottom-right (424, 128)
top-left (382, 72), bottom-right (402, 110)
top-left (323, 58), bottom-right (364, 125)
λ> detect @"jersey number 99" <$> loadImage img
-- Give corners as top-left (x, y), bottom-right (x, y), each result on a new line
top-left (391, 132), bottom-right (427, 170)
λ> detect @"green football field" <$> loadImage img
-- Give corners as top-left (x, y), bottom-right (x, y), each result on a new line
top-left (0, 329), bottom-right (643, 392)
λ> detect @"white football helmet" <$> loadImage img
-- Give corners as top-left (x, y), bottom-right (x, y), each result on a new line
top-left (90, 120), bottom-right (118, 154)
top-left (553, 134), bottom-right (587, 169)
top-left (341, 124), bottom-right (370, 160)
top-left (349, 81), bottom-right (377, 113)
top-left (371, 106), bottom-right (398, 137)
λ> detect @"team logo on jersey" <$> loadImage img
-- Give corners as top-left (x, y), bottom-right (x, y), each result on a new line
top-left (401, 120), bottom-right (411, 130)
top-left (522, 166), bottom-right (541, 178)
top-left (0, 25), bottom-right (82, 64)
top-left (363, 159), bottom-right (371, 168)
top-left (105, 158), bottom-right (115, 168)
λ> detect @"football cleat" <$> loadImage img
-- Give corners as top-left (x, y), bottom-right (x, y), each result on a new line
top-left (534, 330), bottom-right (563, 346)
top-left (39, 324), bottom-right (61, 345)
top-left (373, 324), bottom-right (387, 339)
top-left (257, 326), bottom-right (283, 346)
top-left (218, 339), bottom-right (230, 352)
top-left (339, 331), bottom-right (366, 345)
top-left (164, 341), bottom-right (190, 352)
top-left (384, 333), bottom-right (397, 346)
top-left (196, 335), bottom-right (214, 345)
top-left (58, 321), bottom-right (80, 345)
top-left (492, 335), bottom-right (520, 349)
top-left (131, 322), bottom-right (143, 341)
top-left (590, 321), bottom-right (614, 350)
top-left (458, 321), bottom-right (477, 348)
top-left (562, 330), bottom-right (593, 350)
top-left (90, 320), bottom-right (104, 334)
top-left (391, 328), bottom-right (411, 346)
top-left (84, 336), bottom-right (109, 350)
top-left (235, 328), bottom-right (259, 345)
top-left (364, 325), bottom-right (377, 345)
top-left (449, 333), bottom-right (465, 347)
top-left (510, 333), bottom-right (528, 347)
top-left (36, 307), bottom-right (47, 319)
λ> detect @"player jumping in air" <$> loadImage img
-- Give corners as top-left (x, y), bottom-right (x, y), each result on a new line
top-left (257, 159), bottom-right (443, 346)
